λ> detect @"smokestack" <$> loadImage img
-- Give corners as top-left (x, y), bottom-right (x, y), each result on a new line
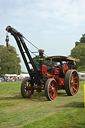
top-left (39, 49), bottom-right (44, 68)
top-left (5, 35), bottom-right (9, 47)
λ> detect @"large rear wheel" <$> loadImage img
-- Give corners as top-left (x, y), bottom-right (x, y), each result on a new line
top-left (21, 78), bottom-right (34, 98)
top-left (65, 70), bottom-right (79, 96)
top-left (45, 78), bottom-right (58, 101)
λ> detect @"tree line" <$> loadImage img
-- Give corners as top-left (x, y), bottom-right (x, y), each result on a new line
top-left (0, 33), bottom-right (85, 75)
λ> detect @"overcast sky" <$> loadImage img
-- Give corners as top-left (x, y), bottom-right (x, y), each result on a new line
top-left (0, 0), bottom-right (85, 72)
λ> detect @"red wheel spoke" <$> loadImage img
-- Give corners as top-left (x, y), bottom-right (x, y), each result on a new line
top-left (49, 91), bottom-right (53, 97)
top-left (51, 82), bottom-right (55, 87)
top-left (50, 91), bottom-right (55, 99)
top-left (70, 81), bottom-right (73, 85)
top-left (49, 85), bottom-right (52, 91)
top-left (73, 86), bottom-right (77, 91)
top-left (74, 76), bottom-right (77, 80)
top-left (74, 83), bottom-right (78, 85)
top-left (49, 88), bottom-right (52, 92)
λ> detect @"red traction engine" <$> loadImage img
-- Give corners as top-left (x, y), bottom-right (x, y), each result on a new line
top-left (37, 51), bottom-right (80, 100)
top-left (6, 26), bottom-right (80, 101)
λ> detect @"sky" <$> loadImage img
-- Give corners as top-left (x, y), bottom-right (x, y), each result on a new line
top-left (0, 0), bottom-right (85, 72)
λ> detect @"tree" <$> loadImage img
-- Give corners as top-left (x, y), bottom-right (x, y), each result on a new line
top-left (0, 45), bottom-right (21, 75)
top-left (71, 43), bottom-right (85, 71)
top-left (75, 34), bottom-right (85, 46)
top-left (80, 34), bottom-right (85, 43)
top-left (33, 56), bottom-right (48, 69)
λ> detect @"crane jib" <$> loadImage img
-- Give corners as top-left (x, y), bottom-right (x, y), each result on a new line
top-left (6, 26), bottom-right (41, 85)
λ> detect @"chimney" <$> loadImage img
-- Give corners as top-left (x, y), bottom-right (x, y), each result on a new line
top-left (38, 49), bottom-right (44, 68)
top-left (5, 35), bottom-right (9, 47)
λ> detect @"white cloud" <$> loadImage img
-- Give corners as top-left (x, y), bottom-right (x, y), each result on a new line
top-left (1, 0), bottom-right (85, 28)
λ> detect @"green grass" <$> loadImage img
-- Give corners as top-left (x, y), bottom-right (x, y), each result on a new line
top-left (0, 81), bottom-right (85, 128)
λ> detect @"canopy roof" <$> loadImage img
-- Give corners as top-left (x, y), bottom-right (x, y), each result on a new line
top-left (46, 56), bottom-right (80, 62)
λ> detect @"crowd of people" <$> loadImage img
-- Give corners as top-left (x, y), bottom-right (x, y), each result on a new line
top-left (0, 73), bottom-right (29, 82)
top-left (0, 76), bottom-right (21, 82)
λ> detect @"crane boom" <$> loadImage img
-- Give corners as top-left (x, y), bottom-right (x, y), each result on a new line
top-left (6, 26), bottom-right (41, 85)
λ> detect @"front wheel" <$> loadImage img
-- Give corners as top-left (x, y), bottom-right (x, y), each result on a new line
top-left (21, 78), bottom-right (34, 98)
top-left (45, 78), bottom-right (58, 101)
top-left (65, 70), bottom-right (79, 96)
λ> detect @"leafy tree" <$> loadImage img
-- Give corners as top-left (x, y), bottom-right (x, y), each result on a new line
top-left (33, 56), bottom-right (39, 68)
top-left (0, 45), bottom-right (21, 75)
top-left (33, 56), bottom-right (48, 69)
top-left (75, 34), bottom-right (85, 46)
top-left (80, 34), bottom-right (85, 43)
top-left (71, 43), bottom-right (85, 71)
top-left (75, 41), bottom-right (80, 46)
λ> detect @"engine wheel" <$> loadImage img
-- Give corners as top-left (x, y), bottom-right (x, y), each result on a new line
top-left (45, 78), bottom-right (58, 101)
top-left (65, 70), bottom-right (79, 96)
top-left (21, 78), bottom-right (34, 98)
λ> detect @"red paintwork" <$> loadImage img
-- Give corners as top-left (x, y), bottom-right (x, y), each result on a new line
top-left (54, 67), bottom-right (60, 74)
top-left (41, 64), bottom-right (65, 86)
top-left (58, 78), bottom-right (64, 85)
top-left (47, 72), bottom-right (53, 78)
top-left (40, 65), bottom-right (47, 75)
top-left (63, 63), bottom-right (69, 74)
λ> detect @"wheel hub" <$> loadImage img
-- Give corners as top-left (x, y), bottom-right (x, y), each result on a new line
top-left (52, 87), bottom-right (55, 91)
top-left (72, 80), bottom-right (75, 85)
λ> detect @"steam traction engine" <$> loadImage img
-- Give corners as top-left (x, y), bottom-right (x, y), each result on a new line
top-left (6, 26), bottom-right (80, 101)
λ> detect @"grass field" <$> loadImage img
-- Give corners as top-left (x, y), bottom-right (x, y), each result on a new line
top-left (0, 81), bottom-right (85, 128)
